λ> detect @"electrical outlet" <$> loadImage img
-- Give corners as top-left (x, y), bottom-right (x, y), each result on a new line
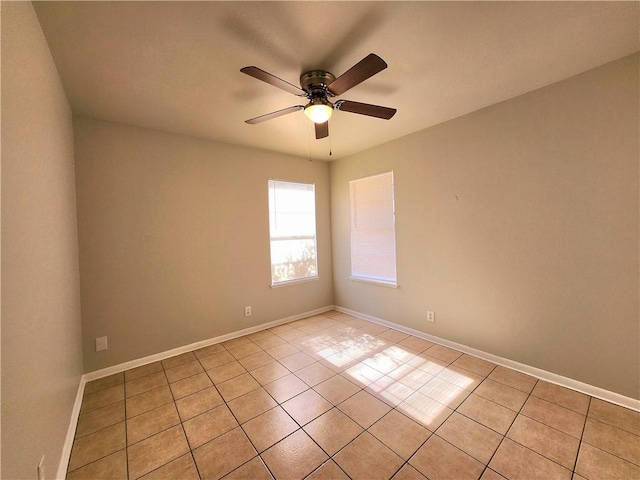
top-left (427, 311), bottom-right (435, 323)
top-left (37, 455), bottom-right (45, 480)
top-left (95, 336), bottom-right (108, 352)
top-left (244, 306), bottom-right (252, 317)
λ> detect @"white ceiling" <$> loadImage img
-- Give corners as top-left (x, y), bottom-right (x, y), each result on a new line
top-left (33, 1), bottom-right (638, 161)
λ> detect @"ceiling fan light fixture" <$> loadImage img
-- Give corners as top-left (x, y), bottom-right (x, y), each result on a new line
top-left (304, 98), bottom-right (333, 124)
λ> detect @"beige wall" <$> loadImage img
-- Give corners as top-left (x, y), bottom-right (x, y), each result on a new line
top-left (1, 2), bottom-right (84, 478)
top-left (331, 54), bottom-right (639, 399)
top-left (74, 117), bottom-right (333, 372)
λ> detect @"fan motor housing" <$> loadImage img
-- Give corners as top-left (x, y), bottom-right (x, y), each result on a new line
top-left (300, 70), bottom-right (336, 97)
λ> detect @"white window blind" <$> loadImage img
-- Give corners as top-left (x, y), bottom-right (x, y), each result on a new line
top-left (349, 171), bottom-right (397, 286)
top-left (268, 179), bottom-right (318, 286)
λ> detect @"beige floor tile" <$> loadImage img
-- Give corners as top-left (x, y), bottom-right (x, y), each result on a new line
top-left (397, 391), bottom-right (453, 431)
top-left (363, 352), bottom-right (403, 374)
top-left (250, 361), bottom-right (290, 385)
top-left (388, 364), bottom-right (433, 390)
top-left (369, 409), bottom-right (431, 459)
top-left (281, 388), bottom-right (332, 425)
top-left (216, 373), bottom-right (261, 401)
top-left (139, 453), bottom-right (199, 479)
top-left (175, 386), bottom-right (224, 421)
top-left (391, 464), bottom-right (428, 480)
top-left (165, 360), bottom-right (204, 383)
top-left (207, 360), bottom-right (247, 384)
top-left (418, 376), bottom-right (471, 409)
top-left (223, 456), bottom-right (273, 480)
top-left (436, 365), bottom-right (484, 391)
top-left (474, 378), bottom-right (529, 411)
top-left (488, 366), bottom-right (537, 393)
top-left (320, 352), bottom-right (357, 372)
top-left (242, 406), bottom-right (299, 452)
top-left (81, 384), bottom-right (125, 415)
top-left (582, 418), bottom-right (640, 465)
top-left (84, 373), bottom-right (124, 396)
top-left (304, 408), bottom-right (363, 455)
top-left (126, 385), bottom-right (174, 418)
top-left (227, 388), bottom-right (278, 423)
top-left (66, 449), bottom-right (127, 480)
top-left (306, 460), bottom-right (350, 480)
top-left (161, 352), bottom-right (197, 370)
top-left (425, 344), bottom-right (462, 363)
top-left (253, 334), bottom-right (286, 350)
top-left (275, 328), bottom-right (307, 342)
top-left (451, 354), bottom-right (496, 377)
top-left (378, 329), bottom-right (410, 343)
top-left (366, 375), bottom-right (415, 407)
top-left (335, 432), bottom-right (404, 480)
top-left (193, 427), bottom-right (257, 479)
top-left (383, 345), bottom-right (418, 363)
top-left (339, 390), bottom-right (391, 428)
top-left (169, 371), bottom-right (213, 399)
top-left (407, 354), bottom-right (449, 376)
top-left (228, 341), bottom-right (263, 359)
top-left (296, 362), bottom-right (336, 387)
top-left (507, 414), bottom-right (580, 469)
top-left (183, 404), bottom-right (238, 448)
top-left (262, 429), bottom-right (328, 480)
top-left (279, 351), bottom-right (317, 371)
top-left (489, 437), bottom-right (572, 480)
top-left (480, 468), bottom-right (508, 480)
top-left (264, 373), bottom-right (309, 403)
top-left (223, 336), bottom-right (252, 349)
top-left (265, 342), bottom-right (300, 360)
top-left (68, 422), bottom-right (126, 471)
top-left (127, 402), bottom-right (181, 445)
top-left (124, 362), bottom-right (163, 382)
top-left (410, 435), bottom-right (484, 480)
top-left (193, 343), bottom-right (226, 360)
top-left (436, 412), bottom-right (502, 464)
top-left (588, 398), bottom-right (640, 436)
top-left (398, 336), bottom-right (434, 353)
top-left (125, 372), bottom-right (168, 398)
top-left (199, 350), bottom-right (235, 370)
top-left (248, 329), bottom-right (276, 341)
top-left (575, 442), bottom-right (640, 480)
top-left (343, 362), bottom-right (386, 387)
top-left (76, 401), bottom-right (125, 438)
top-left (457, 393), bottom-right (517, 435)
top-left (531, 381), bottom-right (590, 415)
top-left (127, 425), bottom-right (190, 479)
top-left (521, 396), bottom-right (586, 438)
top-left (239, 351), bottom-right (276, 371)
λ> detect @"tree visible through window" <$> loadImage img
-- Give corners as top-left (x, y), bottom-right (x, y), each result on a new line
top-left (268, 179), bottom-right (318, 285)
top-left (349, 171), bottom-right (397, 286)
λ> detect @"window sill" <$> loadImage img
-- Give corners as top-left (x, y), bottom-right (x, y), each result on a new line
top-left (349, 276), bottom-right (398, 289)
top-left (271, 276), bottom-right (319, 289)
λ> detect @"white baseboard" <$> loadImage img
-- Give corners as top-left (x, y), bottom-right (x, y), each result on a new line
top-left (56, 375), bottom-right (86, 479)
top-left (334, 305), bottom-right (640, 412)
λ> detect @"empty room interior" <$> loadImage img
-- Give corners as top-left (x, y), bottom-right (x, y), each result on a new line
top-left (2, 1), bottom-right (639, 479)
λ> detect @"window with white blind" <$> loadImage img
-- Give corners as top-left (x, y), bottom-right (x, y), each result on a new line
top-left (349, 171), bottom-right (397, 287)
top-left (268, 179), bottom-right (318, 286)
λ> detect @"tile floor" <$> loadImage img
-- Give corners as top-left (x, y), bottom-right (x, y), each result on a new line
top-left (67, 311), bottom-right (640, 480)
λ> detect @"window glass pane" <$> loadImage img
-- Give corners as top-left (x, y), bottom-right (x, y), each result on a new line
top-left (268, 180), bottom-right (318, 285)
top-left (349, 172), bottom-right (397, 284)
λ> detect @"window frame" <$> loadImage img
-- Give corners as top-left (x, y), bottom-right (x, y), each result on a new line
top-left (267, 178), bottom-right (319, 287)
top-left (348, 171), bottom-right (398, 288)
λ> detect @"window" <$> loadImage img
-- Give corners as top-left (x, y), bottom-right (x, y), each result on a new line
top-left (349, 171), bottom-right (397, 287)
top-left (268, 179), bottom-right (318, 286)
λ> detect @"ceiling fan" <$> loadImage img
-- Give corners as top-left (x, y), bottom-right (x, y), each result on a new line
top-left (241, 53), bottom-right (397, 139)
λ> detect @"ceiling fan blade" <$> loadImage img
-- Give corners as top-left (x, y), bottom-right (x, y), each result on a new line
top-left (245, 105), bottom-right (304, 124)
top-left (241, 66), bottom-right (305, 96)
top-left (315, 121), bottom-right (329, 139)
top-left (336, 100), bottom-right (396, 120)
top-left (327, 54), bottom-right (387, 96)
